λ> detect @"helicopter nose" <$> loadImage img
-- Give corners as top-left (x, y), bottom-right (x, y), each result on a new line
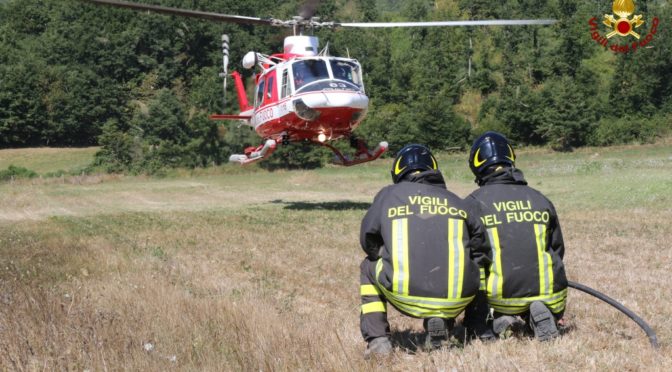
top-left (296, 88), bottom-right (368, 110)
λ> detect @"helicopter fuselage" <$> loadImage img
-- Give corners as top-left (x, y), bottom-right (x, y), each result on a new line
top-left (245, 56), bottom-right (369, 143)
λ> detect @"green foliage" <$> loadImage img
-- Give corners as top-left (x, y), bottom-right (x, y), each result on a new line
top-left (1, 0), bottom-right (670, 172)
top-left (535, 74), bottom-right (599, 150)
top-left (591, 113), bottom-right (671, 146)
top-left (0, 165), bottom-right (38, 181)
top-left (93, 119), bottom-right (138, 173)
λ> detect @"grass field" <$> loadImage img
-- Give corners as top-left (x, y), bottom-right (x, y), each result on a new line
top-left (0, 143), bottom-right (671, 371)
top-left (0, 147), bottom-right (98, 175)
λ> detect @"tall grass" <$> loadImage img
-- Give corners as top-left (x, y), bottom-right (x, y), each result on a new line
top-left (0, 142), bottom-right (671, 370)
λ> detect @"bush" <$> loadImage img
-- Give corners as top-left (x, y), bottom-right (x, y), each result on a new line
top-left (591, 114), bottom-right (671, 146)
top-left (0, 165), bottom-right (38, 181)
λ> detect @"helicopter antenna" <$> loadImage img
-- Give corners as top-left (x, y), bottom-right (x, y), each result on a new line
top-left (319, 42), bottom-right (330, 56)
top-left (220, 34), bottom-right (230, 110)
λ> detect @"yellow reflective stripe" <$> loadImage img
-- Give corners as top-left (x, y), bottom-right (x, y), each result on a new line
top-left (491, 300), bottom-right (566, 315)
top-left (392, 219), bottom-right (400, 293)
top-left (360, 284), bottom-right (380, 297)
top-left (535, 224), bottom-right (547, 295)
top-left (375, 280), bottom-right (473, 309)
top-left (545, 236), bottom-right (554, 295)
top-left (487, 228), bottom-right (503, 299)
top-left (402, 219), bottom-right (409, 295)
top-left (373, 255), bottom-right (474, 318)
top-left (489, 288), bottom-right (568, 315)
top-left (387, 296), bottom-right (469, 318)
top-left (479, 267), bottom-right (486, 291)
top-left (535, 224), bottom-right (554, 296)
top-left (361, 301), bottom-right (386, 314)
top-left (380, 284), bottom-right (474, 318)
top-left (488, 288), bottom-right (568, 306)
top-left (448, 219), bottom-right (456, 298)
top-left (457, 219), bottom-right (465, 298)
top-left (391, 218), bottom-right (409, 296)
top-left (448, 218), bottom-right (465, 299)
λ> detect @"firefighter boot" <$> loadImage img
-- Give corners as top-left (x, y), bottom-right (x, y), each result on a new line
top-left (530, 301), bottom-right (559, 341)
top-left (493, 315), bottom-right (525, 339)
top-left (424, 318), bottom-right (449, 349)
top-left (364, 337), bottom-right (392, 359)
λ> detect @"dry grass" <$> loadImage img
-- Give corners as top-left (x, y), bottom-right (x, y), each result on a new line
top-left (1, 143), bottom-right (671, 371)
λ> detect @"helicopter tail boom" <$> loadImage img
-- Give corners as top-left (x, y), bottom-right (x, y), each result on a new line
top-left (209, 114), bottom-right (252, 121)
top-left (231, 71), bottom-right (252, 112)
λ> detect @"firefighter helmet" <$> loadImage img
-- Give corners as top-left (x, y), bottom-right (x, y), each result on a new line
top-left (391, 144), bottom-right (438, 184)
top-left (469, 131), bottom-right (516, 178)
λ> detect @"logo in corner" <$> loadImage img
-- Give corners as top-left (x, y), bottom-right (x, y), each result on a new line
top-left (588, 0), bottom-right (660, 54)
top-left (603, 0), bottom-right (644, 39)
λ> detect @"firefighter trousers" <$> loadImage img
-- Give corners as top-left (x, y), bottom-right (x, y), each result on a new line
top-left (359, 258), bottom-right (390, 341)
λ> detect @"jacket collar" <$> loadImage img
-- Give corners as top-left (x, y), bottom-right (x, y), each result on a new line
top-left (401, 170), bottom-right (446, 187)
top-left (478, 167), bottom-right (527, 186)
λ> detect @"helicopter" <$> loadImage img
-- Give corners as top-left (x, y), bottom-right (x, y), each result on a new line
top-left (87, 0), bottom-right (556, 166)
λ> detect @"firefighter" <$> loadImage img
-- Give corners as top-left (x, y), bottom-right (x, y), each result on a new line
top-left (359, 144), bottom-right (487, 358)
top-left (463, 131), bottom-right (568, 341)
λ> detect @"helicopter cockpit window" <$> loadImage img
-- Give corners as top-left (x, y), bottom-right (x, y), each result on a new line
top-left (266, 76), bottom-right (274, 101)
top-left (329, 60), bottom-right (362, 87)
top-left (292, 60), bottom-right (328, 91)
top-left (256, 79), bottom-right (265, 107)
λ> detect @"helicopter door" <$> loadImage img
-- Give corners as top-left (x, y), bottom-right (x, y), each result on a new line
top-left (258, 71), bottom-right (278, 106)
top-left (280, 69), bottom-right (290, 99)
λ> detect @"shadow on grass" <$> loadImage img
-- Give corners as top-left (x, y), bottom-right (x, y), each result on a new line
top-left (271, 199), bottom-right (370, 211)
top-left (389, 320), bottom-right (576, 354)
top-left (389, 329), bottom-right (428, 353)
top-left (390, 326), bottom-right (466, 354)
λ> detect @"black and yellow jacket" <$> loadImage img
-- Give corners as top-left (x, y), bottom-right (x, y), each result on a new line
top-left (465, 168), bottom-right (568, 315)
top-left (360, 170), bottom-right (487, 318)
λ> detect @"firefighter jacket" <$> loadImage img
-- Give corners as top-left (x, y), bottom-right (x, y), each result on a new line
top-left (465, 167), bottom-right (568, 315)
top-left (360, 170), bottom-right (487, 319)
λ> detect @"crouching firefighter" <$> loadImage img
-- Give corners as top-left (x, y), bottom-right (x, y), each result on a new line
top-left (463, 131), bottom-right (568, 341)
top-left (359, 144), bottom-right (487, 358)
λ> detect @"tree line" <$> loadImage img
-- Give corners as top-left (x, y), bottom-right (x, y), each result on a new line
top-left (0, 0), bottom-right (670, 171)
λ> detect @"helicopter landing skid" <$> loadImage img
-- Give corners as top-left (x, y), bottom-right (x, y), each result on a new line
top-left (229, 139), bottom-right (277, 165)
top-left (320, 140), bottom-right (389, 167)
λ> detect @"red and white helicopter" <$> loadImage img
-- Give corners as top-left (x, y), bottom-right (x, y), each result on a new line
top-left (88, 0), bottom-right (556, 166)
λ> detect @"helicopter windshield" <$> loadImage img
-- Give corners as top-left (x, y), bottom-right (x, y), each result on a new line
top-left (329, 60), bottom-right (362, 87)
top-left (291, 58), bottom-right (364, 94)
top-left (292, 60), bottom-right (329, 90)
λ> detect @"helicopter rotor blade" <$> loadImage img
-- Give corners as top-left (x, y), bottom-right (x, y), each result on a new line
top-left (339, 19), bottom-right (557, 28)
top-left (85, 0), bottom-right (277, 26)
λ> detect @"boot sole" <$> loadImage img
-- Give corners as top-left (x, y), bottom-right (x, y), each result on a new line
top-left (492, 315), bottom-right (518, 337)
top-left (530, 302), bottom-right (559, 341)
top-left (426, 318), bottom-right (448, 348)
top-left (427, 318), bottom-right (448, 337)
